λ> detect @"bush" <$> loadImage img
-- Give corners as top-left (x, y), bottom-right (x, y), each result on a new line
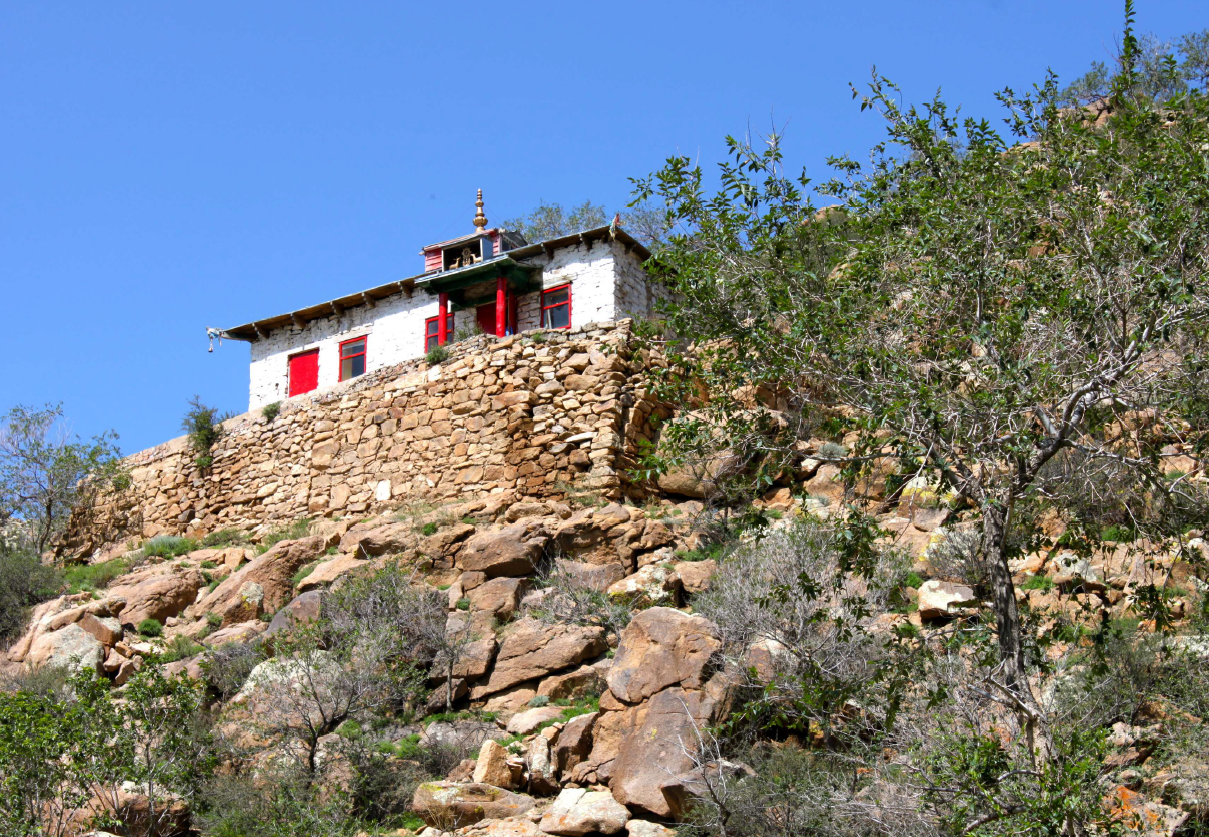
top-left (143, 535), bottom-right (198, 558)
top-left (195, 772), bottom-right (364, 837)
top-left (158, 634), bottom-right (203, 663)
top-left (425, 345), bottom-right (449, 365)
top-left (137, 618), bottom-right (163, 637)
top-left (817, 441), bottom-right (848, 459)
top-left (202, 641), bottom-right (265, 701)
top-left (262, 401), bottom-right (281, 421)
top-left (925, 528), bottom-right (989, 595)
top-left (182, 395), bottom-right (229, 471)
top-left (527, 694), bottom-right (550, 708)
top-left (1021, 574), bottom-right (1055, 593)
top-left (530, 558), bottom-right (633, 647)
top-left (202, 528), bottom-right (247, 548)
top-left (0, 548), bottom-right (62, 646)
top-left (421, 521), bottom-right (439, 536)
top-left (292, 562), bottom-right (317, 588)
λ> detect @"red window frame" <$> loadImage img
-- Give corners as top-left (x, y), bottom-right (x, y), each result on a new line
top-left (424, 312), bottom-right (454, 352)
top-left (541, 283), bottom-right (571, 330)
top-left (339, 336), bottom-right (367, 382)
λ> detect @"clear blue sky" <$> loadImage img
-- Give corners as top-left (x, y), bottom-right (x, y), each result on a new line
top-left (3, 1), bottom-right (1206, 454)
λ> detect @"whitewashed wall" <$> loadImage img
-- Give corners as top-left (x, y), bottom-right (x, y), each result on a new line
top-left (247, 292), bottom-right (445, 410)
top-left (245, 239), bottom-right (654, 410)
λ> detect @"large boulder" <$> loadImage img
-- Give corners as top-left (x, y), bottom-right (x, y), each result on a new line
top-left (108, 566), bottom-right (205, 628)
top-left (553, 711), bottom-right (597, 777)
top-left (610, 687), bottom-right (718, 819)
top-left (468, 577), bottom-right (527, 621)
top-left (539, 788), bottom-right (630, 836)
top-left (24, 622), bottom-right (105, 674)
top-left (412, 782), bottom-right (535, 829)
top-left (606, 566), bottom-right (681, 609)
top-left (916, 580), bottom-right (978, 620)
top-left (338, 521), bottom-right (417, 557)
top-left (470, 618), bottom-right (606, 699)
top-left (264, 590), bottom-right (322, 637)
top-left (457, 524), bottom-right (548, 578)
top-left (454, 817), bottom-right (544, 837)
top-left (605, 608), bottom-right (720, 704)
top-left (473, 739), bottom-right (515, 789)
top-left (191, 536), bottom-right (325, 626)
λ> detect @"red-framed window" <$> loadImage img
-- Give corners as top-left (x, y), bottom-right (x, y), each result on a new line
top-left (339, 336), bottom-right (367, 381)
top-left (424, 312), bottom-right (454, 352)
top-left (288, 349), bottom-right (319, 397)
top-left (541, 283), bottom-right (571, 330)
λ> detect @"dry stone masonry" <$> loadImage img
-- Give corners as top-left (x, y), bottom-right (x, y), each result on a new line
top-left (63, 321), bottom-right (670, 557)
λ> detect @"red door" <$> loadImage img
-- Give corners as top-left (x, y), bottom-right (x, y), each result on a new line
top-left (288, 349), bottom-right (319, 397)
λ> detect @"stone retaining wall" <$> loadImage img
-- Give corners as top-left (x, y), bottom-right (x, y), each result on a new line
top-left (62, 321), bottom-right (670, 558)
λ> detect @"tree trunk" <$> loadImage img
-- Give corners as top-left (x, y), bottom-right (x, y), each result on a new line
top-left (983, 503), bottom-right (1026, 693)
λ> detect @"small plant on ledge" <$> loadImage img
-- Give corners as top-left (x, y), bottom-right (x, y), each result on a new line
top-left (182, 395), bottom-right (229, 471)
top-left (425, 345), bottom-right (449, 365)
top-left (262, 401), bottom-right (281, 422)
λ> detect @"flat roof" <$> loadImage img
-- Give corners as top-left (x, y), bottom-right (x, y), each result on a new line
top-left (218, 225), bottom-right (651, 341)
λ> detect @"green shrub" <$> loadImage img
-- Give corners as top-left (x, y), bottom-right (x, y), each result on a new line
top-left (456, 598), bottom-right (470, 611)
top-left (818, 441), bottom-right (848, 459)
top-left (201, 529), bottom-right (247, 548)
top-left (903, 571), bottom-right (924, 589)
top-left (206, 611), bottom-right (222, 628)
top-left (0, 548), bottom-right (62, 644)
top-left (530, 330), bottom-right (546, 343)
top-left (143, 535), bottom-right (198, 559)
top-left (1101, 524), bottom-right (1136, 542)
top-left (61, 557), bottom-right (129, 595)
top-left (137, 618), bottom-right (163, 637)
top-left (182, 395), bottom-right (229, 471)
top-left (425, 345), bottom-right (449, 365)
top-left (157, 634), bottom-right (203, 662)
top-left (199, 560), bottom-right (217, 569)
top-left (262, 401), bottom-right (281, 422)
top-left (527, 695), bottom-right (550, 708)
top-left (421, 521), bottom-right (439, 536)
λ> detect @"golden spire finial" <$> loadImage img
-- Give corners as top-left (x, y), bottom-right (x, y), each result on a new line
top-left (473, 188), bottom-right (488, 231)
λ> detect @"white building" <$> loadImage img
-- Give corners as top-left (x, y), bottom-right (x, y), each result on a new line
top-left (216, 191), bottom-right (656, 411)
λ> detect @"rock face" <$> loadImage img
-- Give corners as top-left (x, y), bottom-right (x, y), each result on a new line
top-left (606, 608), bottom-right (720, 704)
top-left (539, 788), bottom-right (630, 835)
top-left (264, 590), bottom-right (321, 636)
top-left (412, 782), bottom-right (535, 829)
top-left (471, 619), bottom-right (607, 699)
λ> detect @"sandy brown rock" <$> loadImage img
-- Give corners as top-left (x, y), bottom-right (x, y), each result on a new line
top-left (473, 739), bottom-right (515, 789)
top-left (471, 618), bottom-right (606, 699)
top-left (25, 622), bottom-right (104, 674)
top-left (553, 711), bottom-right (597, 777)
top-left (412, 782), bottom-right (535, 829)
top-left (673, 559), bottom-right (716, 594)
top-left (458, 524), bottom-right (548, 578)
top-left (610, 687), bottom-right (718, 819)
top-left (192, 536), bottom-right (325, 625)
top-left (537, 665), bottom-right (604, 701)
top-left (605, 608), bottom-right (720, 704)
top-left (468, 577), bottom-right (527, 621)
top-left (539, 788), bottom-right (630, 835)
top-left (108, 566), bottom-right (205, 627)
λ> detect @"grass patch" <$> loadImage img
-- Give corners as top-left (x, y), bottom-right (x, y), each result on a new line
top-left (903, 571), bottom-right (924, 589)
top-left (200, 560), bottom-right (217, 569)
top-left (421, 521), bottom-right (440, 537)
top-left (201, 528), bottom-right (248, 548)
top-left (675, 541), bottom-right (728, 563)
top-left (1021, 574), bottom-right (1056, 593)
top-left (456, 598), bottom-right (470, 611)
top-left (62, 558), bottom-right (131, 595)
top-left (421, 709), bottom-right (498, 725)
top-left (292, 562), bottom-right (318, 588)
top-left (262, 401), bottom-right (281, 421)
top-left (206, 611), bottom-right (222, 628)
top-left (425, 345), bottom-right (449, 365)
top-left (143, 536), bottom-right (198, 558)
top-left (258, 519), bottom-right (313, 554)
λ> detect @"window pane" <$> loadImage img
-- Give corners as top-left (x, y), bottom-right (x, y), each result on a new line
top-left (545, 304), bottom-right (570, 330)
top-left (341, 338), bottom-right (365, 358)
top-left (341, 355), bottom-right (365, 380)
top-left (426, 319), bottom-right (438, 336)
top-left (544, 288), bottom-right (569, 306)
top-left (426, 334), bottom-right (437, 352)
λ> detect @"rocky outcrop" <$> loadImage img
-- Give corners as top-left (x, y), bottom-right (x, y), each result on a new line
top-left (189, 536), bottom-right (328, 626)
top-left (605, 608), bottom-right (720, 704)
top-left (108, 565), bottom-right (204, 627)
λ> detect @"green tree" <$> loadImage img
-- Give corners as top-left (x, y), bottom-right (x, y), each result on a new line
top-left (637, 12), bottom-right (1209, 730)
top-left (502, 200), bottom-right (608, 243)
top-left (0, 403), bottom-right (125, 555)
